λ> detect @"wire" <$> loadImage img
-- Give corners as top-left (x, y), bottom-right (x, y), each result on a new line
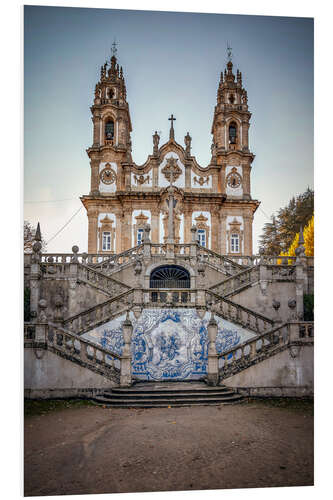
top-left (24, 198), bottom-right (77, 204)
top-left (258, 206), bottom-right (272, 221)
top-left (46, 206), bottom-right (83, 244)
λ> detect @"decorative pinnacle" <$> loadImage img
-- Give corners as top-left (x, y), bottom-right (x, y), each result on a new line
top-left (227, 42), bottom-right (233, 62)
top-left (35, 222), bottom-right (42, 242)
top-left (298, 225), bottom-right (305, 245)
top-left (111, 39), bottom-right (118, 58)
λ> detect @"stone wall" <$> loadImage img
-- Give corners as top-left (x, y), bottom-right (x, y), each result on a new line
top-left (24, 349), bottom-right (116, 399)
top-left (223, 344), bottom-right (313, 397)
top-left (231, 281), bottom-right (297, 323)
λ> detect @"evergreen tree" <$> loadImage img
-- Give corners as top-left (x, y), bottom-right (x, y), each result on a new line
top-left (258, 188), bottom-right (314, 255)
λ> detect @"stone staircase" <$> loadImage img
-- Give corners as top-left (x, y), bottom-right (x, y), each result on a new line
top-left (92, 382), bottom-right (244, 408)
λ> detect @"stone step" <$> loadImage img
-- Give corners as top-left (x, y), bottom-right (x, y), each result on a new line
top-left (93, 393), bottom-right (243, 408)
top-left (92, 382), bottom-right (243, 407)
top-left (102, 389), bottom-right (237, 399)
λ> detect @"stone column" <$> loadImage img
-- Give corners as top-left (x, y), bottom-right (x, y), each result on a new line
top-left (211, 208), bottom-right (221, 253)
top-left (242, 121), bottom-right (249, 150)
top-left (120, 314), bottom-right (133, 387)
top-left (143, 224), bottom-right (151, 258)
top-left (243, 214), bottom-right (253, 255)
top-left (220, 165), bottom-right (226, 196)
top-left (185, 162), bottom-right (191, 189)
top-left (35, 299), bottom-right (47, 343)
top-left (87, 209), bottom-right (98, 253)
top-left (207, 314), bottom-right (219, 386)
top-left (92, 114), bottom-right (100, 146)
top-left (115, 212), bottom-right (122, 254)
top-left (183, 207), bottom-right (192, 244)
top-left (68, 246), bottom-right (79, 317)
top-left (121, 209), bottom-right (132, 251)
top-left (242, 165), bottom-right (251, 200)
top-left (220, 214), bottom-right (227, 254)
top-left (90, 159), bottom-right (100, 195)
top-left (221, 120), bottom-right (226, 149)
top-left (151, 208), bottom-right (160, 244)
top-left (30, 241), bottom-right (42, 321)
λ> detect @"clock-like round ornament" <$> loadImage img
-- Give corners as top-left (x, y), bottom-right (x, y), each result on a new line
top-left (226, 169), bottom-right (242, 189)
top-left (100, 166), bottom-right (116, 185)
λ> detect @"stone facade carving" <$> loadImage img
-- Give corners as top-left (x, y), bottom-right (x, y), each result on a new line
top-left (81, 52), bottom-right (260, 256)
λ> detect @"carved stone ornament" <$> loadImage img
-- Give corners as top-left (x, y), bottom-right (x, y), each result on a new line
top-left (161, 157), bottom-right (182, 182)
top-left (226, 167), bottom-right (242, 189)
top-left (134, 174), bottom-right (150, 185)
top-left (100, 164), bottom-right (117, 185)
top-left (193, 176), bottom-right (209, 186)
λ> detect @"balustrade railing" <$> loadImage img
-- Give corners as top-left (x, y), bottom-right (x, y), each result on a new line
top-left (148, 289), bottom-right (195, 305)
top-left (206, 290), bottom-right (274, 334)
top-left (47, 322), bottom-right (121, 378)
top-left (63, 289), bottom-right (134, 335)
top-left (218, 321), bottom-right (314, 379)
top-left (210, 266), bottom-right (260, 297)
top-left (77, 264), bottom-right (130, 296)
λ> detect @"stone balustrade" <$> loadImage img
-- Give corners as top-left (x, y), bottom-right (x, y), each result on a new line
top-left (206, 290), bottom-right (274, 334)
top-left (63, 289), bottom-right (134, 335)
top-left (47, 322), bottom-right (121, 378)
top-left (77, 264), bottom-right (130, 296)
top-left (147, 288), bottom-right (196, 305)
top-left (210, 266), bottom-right (260, 297)
top-left (218, 321), bottom-right (314, 380)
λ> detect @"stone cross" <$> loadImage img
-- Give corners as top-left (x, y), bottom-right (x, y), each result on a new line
top-left (168, 114), bottom-right (176, 140)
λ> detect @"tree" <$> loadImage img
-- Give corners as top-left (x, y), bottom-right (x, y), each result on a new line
top-left (24, 220), bottom-right (47, 252)
top-left (258, 188), bottom-right (314, 255)
top-left (280, 214), bottom-right (314, 258)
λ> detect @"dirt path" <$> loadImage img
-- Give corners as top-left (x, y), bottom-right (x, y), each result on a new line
top-left (24, 400), bottom-right (313, 496)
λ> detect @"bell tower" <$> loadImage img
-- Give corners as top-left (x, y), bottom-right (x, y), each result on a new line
top-left (211, 50), bottom-right (254, 202)
top-left (87, 44), bottom-right (133, 197)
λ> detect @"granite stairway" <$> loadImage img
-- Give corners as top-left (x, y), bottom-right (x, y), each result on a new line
top-left (92, 382), bottom-right (244, 408)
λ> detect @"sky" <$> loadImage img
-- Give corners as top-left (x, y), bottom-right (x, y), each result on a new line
top-left (24, 5), bottom-right (313, 253)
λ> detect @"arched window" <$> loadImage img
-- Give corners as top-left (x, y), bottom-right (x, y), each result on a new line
top-left (150, 265), bottom-right (190, 289)
top-left (105, 120), bottom-right (114, 141)
top-left (229, 122), bottom-right (237, 144)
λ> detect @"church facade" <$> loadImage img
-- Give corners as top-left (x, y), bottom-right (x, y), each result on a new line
top-left (80, 52), bottom-right (260, 256)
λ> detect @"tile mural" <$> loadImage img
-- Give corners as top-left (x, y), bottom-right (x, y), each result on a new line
top-left (83, 308), bottom-right (255, 381)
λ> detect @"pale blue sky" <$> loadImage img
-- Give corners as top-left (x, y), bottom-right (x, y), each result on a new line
top-left (24, 6), bottom-right (313, 253)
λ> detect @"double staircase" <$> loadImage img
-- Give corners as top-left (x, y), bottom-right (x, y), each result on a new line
top-left (93, 382), bottom-right (244, 408)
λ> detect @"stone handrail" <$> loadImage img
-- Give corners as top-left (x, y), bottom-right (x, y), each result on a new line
top-left (77, 263), bottom-right (130, 296)
top-left (197, 246), bottom-right (246, 274)
top-left (146, 288), bottom-right (196, 305)
top-left (63, 289), bottom-right (134, 335)
top-left (210, 266), bottom-right (260, 297)
top-left (218, 321), bottom-right (314, 380)
top-left (92, 244), bottom-right (144, 273)
top-left (47, 322), bottom-right (121, 380)
top-left (206, 289), bottom-right (275, 334)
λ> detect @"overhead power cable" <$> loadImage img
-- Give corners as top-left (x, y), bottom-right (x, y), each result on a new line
top-left (24, 198), bottom-right (77, 204)
top-left (46, 206), bottom-right (83, 244)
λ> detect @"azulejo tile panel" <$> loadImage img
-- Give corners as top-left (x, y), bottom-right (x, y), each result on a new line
top-left (83, 308), bottom-right (255, 381)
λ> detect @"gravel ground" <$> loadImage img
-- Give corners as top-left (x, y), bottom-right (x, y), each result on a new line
top-left (24, 399), bottom-right (313, 496)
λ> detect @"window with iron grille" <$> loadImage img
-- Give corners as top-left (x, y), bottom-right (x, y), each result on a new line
top-left (150, 265), bottom-right (190, 289)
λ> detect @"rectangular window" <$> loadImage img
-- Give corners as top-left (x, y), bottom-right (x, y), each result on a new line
top-left (137, 228), bottom-right (144, 245)
top-left (102, 231), bottom-right (111, 251)
top-left (231, 233), bottom-right (239, 253)
top-left (198, 229), bottom-right (206, 247)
